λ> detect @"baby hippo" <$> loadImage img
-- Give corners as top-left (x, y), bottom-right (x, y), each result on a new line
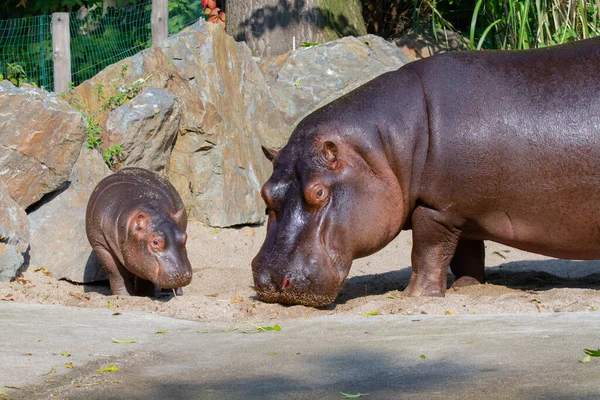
top-left (86, 167), bottom-right (192, 296)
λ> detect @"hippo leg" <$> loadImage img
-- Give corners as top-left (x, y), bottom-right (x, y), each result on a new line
top-left (404, 206), bottom-right (462, 297)
top-left (450, 239), bottom-right (485, 288)
top-left (94, 247), bottom-right (135, 296)
top-left (133, 277), bottom-right (158, 297)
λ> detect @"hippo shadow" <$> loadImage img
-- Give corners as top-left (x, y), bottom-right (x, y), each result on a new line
top-left (335, 259), bottom-right (600, 304)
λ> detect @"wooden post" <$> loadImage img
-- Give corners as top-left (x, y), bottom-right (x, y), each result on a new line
top-left (151, 0), bottom-right (168, 46)
top-left (52, 12), bottom-right (71, 94)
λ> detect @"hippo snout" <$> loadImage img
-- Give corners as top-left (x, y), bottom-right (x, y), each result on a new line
top-left (252, 256), bottom-right (342, 307)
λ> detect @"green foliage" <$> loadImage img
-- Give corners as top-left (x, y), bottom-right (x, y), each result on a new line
top-left (0, 62), bottom-right (36, 87)
top-left (168, 0), bottom-right (206, 34)
top-left (103, 144), bottom-right (123, 168)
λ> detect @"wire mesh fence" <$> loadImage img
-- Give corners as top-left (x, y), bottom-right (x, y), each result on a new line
top-left (0, 14), bottom-right (53, 90)
top-left (0, 0), bottom-right (207, 92)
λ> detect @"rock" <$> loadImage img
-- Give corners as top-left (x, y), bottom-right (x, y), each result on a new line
top-left (0, 81), bottom-right (87, 208)
top-left (105, 88), bottom-right (182, 177)
top-left (0, 180), bottom-right (29, 281)
top-left (27, 145), bottom-right (110, 283)
top-left (73, 19), bottom-right (288, 227)
top-left (258, 34), bottom-right (411, 127)
top-left (392, 29), bottom-right (469, 61)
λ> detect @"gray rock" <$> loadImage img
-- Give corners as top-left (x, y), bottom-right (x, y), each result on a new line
top-left (0, 81), bottom-right (87, 208)
top-left (105, 88), bottom-right (182, 177)
top-left (0, 180), bottom-right (29, 281)
top-left (28, 145), bottom-right (110, 283)
top-left (259, 34), bottom-right (412, 127)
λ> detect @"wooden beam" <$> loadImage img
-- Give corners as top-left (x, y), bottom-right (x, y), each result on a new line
top-left (52, 12), bottom-right (71, 94)
top-left (151, 0), bottom-right (168, 46)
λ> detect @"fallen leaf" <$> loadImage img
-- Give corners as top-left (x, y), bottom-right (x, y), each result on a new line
top-left (340, 392), bottom-right (369, 398)
top-left (361, 311), bottom-right (381, 317)
top-left (295, 80), bottom-right (300, 87)
top-left (64, 362), bottom-right (73, 369)
top-left (33, 267), bottom-right (52, 276)
top-left (222, 327), bottom-right (238, 332)
top-left (112, 312), bottom-right (121, 316)
top-left (204, 293), bottom-right (218, 297)
top-left (580, 355), bottom-right (592, 363)
top-left (97, 366), bottom-right (119, 373)
top-left (269, 352), bottom-right (277, 356)
top-left (209, 228), bottom-right (221, 234)
top-left (60, 351), bottom-right (71, 357)
top-left (155, 329), bottom-right (167, 334)
top-left (41, 367), bottom-right (56, 376)
top-left (242, 324), bottom-right (282, 334)
top-left (196, 330), bottom-right (211, 333)
top-left (492, 251), bottom-right (507, 259)
top-left (444, 311), bottom-right (455, 315)
top-left (386, 295), bottom-right (396, 299)
top-left (420, 354), bottom-right (427, 359)
top-left (583, 348), bottom-right (600, 357)
top-left (111, 337), bottom-right (138, 344)
top-left (21, 353), bottom-right (32, 356)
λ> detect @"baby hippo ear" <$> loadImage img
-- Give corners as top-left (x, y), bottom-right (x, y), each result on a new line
top-left (134, 213), bottom-right (149, 233)
top-left (170, 207), bottom-right (186, 228)
top-left (261, 146), bottom-right (280, 162)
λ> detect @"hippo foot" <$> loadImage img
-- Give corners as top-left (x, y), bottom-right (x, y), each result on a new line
top-left (403, 274), bottom-right (447, 297)
top-left (451, 276), bottom-right (483, 289)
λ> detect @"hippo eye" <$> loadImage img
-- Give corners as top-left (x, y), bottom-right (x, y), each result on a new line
top-left (150, 237), bottom-right (165, 252)
top-left (305, 183), bottom-right (329, 206)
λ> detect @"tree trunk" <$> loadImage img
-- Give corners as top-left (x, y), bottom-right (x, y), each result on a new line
top-left (225, 0), bottom-right (367, 57)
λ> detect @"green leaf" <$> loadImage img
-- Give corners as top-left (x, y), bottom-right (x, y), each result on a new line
top-left (590, 307), bottom-right (598, 312)
top-left (242, 324), bottom-right (282, 334)
top-left (360, 311), bottom-right (381, 317)
top-left (340, 393), bottom-right (369, 398)
top-left (60, 351), bottom-right (71, 357)
top-left (209, 228), bottom-right (222, 234)
top-left (420, 354), bottom-right (427, 359)
top-left (269, 352), bottom-right (277, 356)
top-left (64, 362), bottom-right (73, 369)
top-left (580, 355), bottom-right (592, 363)
top-left (583, 348), bottom-right (600, 357)
top-left (96, 366), bottom-right (119, 373)
top-left (155, 329), bottom-right (167, 334)
top-left (294, 80), bottom-right (300, 87)
top-left (196, 330), bottom-right (211, 333)
top-left (386, 295), bottom-right (396, 299)
top-left (111, 337), bottom-right (138, 344)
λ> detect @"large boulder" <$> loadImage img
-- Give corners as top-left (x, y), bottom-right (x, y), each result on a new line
top-left (258, 34), bottom-right (411, 127)
top-left (27, 146), bottom-right (110, 283)
top-left (73, 19), bottom-right (288, 227)
top-left (0, 81), bottom-right (87, 209)
top-left (0, 180), bottom-right (29, 281)
top-left (105, 88), bottom-right (182, 177)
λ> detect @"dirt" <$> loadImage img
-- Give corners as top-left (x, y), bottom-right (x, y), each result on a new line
top-left (3, 219), bottom-right (600, 323)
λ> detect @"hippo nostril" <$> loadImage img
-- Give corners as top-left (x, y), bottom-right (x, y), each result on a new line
top-left (281, 276), bottom-right (292, 290)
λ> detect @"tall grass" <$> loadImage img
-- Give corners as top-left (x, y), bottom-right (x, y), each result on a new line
top-left (470, 0), bottom-right (600, 50)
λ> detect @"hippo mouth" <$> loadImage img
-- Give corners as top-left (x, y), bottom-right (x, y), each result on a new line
top-left (254, 285), bottom-right (341, 308)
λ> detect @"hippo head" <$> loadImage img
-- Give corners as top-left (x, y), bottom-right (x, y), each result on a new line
top-left (123, 207), bottom-right (192, 289)
top-left (252, 113), bottom-right (406, 307)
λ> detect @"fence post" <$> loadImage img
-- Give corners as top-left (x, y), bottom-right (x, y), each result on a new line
top-left (151, 0), bottom-right (168, 45)
top-left (52, 12), bottom-right (71, 94)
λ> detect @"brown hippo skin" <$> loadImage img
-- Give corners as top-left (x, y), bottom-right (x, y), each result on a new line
top-left (252, 37), bottom-right (600, 307)
top-left (86, 167), bottom-right (192, 296)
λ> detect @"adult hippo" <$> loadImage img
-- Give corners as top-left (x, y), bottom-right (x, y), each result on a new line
top-left (86, 167), bottom-right (192, 296)
top-left (252, 37), bottom-right (600, 307)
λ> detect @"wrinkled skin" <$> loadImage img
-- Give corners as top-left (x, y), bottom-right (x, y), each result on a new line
top-left (86, 168), bottom-right (192, 296)
top-left (252, 37), bottom-right (600, 307)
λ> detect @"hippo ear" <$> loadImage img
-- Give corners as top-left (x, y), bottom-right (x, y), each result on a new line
top-left (171, 207), bottom-right (186, 228)
top-left (261, 146), bottom-right (279, 162)
top-left (134, 213), bottom-right (149, 232)
top-left (322, 141), bottom-right (338, 169)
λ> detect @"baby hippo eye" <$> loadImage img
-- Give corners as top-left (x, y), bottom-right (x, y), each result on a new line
top-left (149, 236), bottom-right (165, 252)
top-left (305, 183), bottom-right (329, 206)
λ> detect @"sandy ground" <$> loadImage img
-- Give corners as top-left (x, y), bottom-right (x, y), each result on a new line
top-left (3, 219), bottom-right (600, 323)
